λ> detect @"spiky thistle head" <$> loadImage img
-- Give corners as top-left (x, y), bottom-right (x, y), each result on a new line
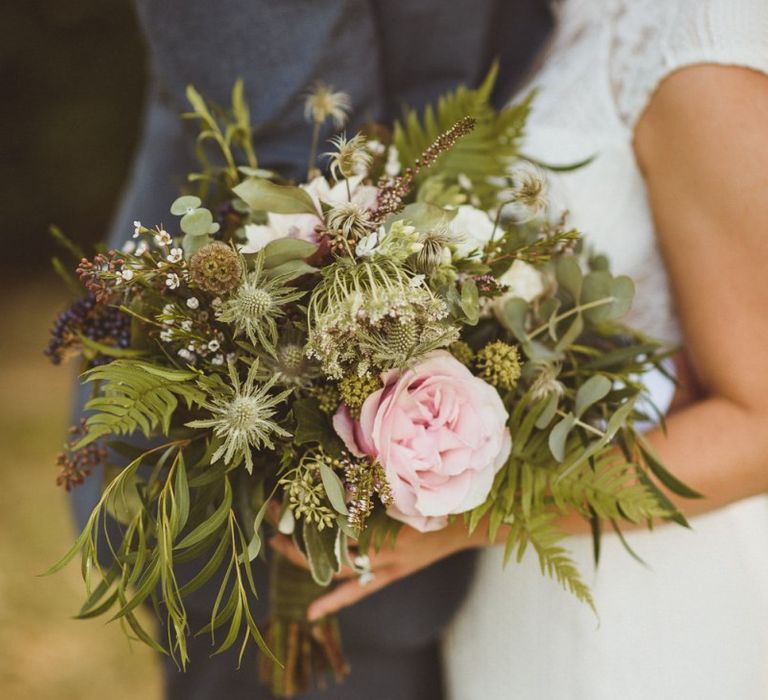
top-left (214, 252), bottom-right (305, 356)
top-left (304, 82), bottom-right (351, 127)
top-left (186, 360), bottom-right (292, 473)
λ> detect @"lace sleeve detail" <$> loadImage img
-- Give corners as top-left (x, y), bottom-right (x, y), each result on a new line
top-left (609, 0), bottom-right (768, 130)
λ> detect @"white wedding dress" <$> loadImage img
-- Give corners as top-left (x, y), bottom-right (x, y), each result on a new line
top-left (442, 1), bottom-right (768, 698)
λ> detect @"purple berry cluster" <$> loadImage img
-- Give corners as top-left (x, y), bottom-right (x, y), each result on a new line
top-left (44, 294), bottom-right (131, 366)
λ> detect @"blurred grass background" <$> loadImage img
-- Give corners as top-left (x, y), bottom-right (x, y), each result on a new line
top-left (0, 1), bottom-right (163, 697)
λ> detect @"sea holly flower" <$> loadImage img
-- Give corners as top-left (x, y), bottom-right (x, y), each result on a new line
top-left (186, 360), bottom-right (292, 473)
top-left (214, 251), bottom-right (304, 356)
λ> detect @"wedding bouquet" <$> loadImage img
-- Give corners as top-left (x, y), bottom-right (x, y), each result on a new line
top-left (46, 69), bottom-right (695, 696)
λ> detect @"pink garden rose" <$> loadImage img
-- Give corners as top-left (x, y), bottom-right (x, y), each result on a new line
top-left (332, 350), bottom-right (512, 532)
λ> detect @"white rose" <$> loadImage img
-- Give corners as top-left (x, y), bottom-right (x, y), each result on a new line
top-left (449, 205), bottom-right (497, 259)
top-left (493, 260), bottom-right (545, 312)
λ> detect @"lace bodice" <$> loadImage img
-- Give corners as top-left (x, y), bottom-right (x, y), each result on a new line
top-left (518, 0), bottom-right (768, 343)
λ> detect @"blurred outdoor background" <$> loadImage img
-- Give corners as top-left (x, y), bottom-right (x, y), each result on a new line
top-left (1, 2), bottom-right (162, 698)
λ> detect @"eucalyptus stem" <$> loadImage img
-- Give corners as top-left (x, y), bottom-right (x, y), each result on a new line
top-left (529, 297), bottom-right (616, 339)
top-left (556, 410), bottom-right (605, 438)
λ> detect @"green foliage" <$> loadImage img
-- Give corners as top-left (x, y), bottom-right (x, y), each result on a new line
top-left (47, 443), bottom-right (274, 669)
top-left (393, 63), bottom-right (534, 208)
top-left (503, 512), bottom-right (595, 613)
top-left (77, 361), bottom-right (205, 448)
top-left (184, 79), bottom-right (259, 194)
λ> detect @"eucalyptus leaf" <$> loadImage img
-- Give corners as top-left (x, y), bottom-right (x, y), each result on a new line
top-left (555, 314), bottom-right (584, 351)
top-left (319, 463), bottom-right (349, 515)
top-left (303, 521), bottom-right (339, 586)
top-left (170, 195), bottom-right (202, 215)
top-left (575, 375), bottom-right (612, 417)
top-left (459, 278), bottom-right (480, 325)
top-left (549, 413), bottom-right (575, 462)
top-left (182, 232), bottom-right (210, 257)
top-left (501, 297), bottom-right (529, 341)
top-left (556, 256), bottom-right (583, 301)
top-left (535, 393), bottom-right (559, 429)
top-left (180, 208), bottom-right (214, 236)
top-left (233, 178), bottom-right (317, 215)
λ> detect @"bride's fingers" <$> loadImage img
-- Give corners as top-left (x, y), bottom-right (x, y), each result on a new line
top-left (307, 567), bottom-right (402, 621)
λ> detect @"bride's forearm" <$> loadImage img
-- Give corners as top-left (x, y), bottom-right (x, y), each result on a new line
top-left (643, 395), bottom-right (768, 517)
top-left (465, 394), bottom-right (768, 548)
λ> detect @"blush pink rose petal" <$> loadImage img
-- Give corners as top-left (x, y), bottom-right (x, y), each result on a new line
top-left (332, 350), bottom-right (512, 532)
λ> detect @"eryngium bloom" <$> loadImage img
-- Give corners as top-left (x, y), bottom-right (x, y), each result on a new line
top-left (189, 241), bottom-right (242, 295)
top-left (304, 82), bottom-right (351, 127)
top-left (186, 360), bottom-right (291, 473)
top-left (215, 252), bottom-right (304, 356)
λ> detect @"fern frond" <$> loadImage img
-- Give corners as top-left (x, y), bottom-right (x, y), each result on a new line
top-left (504, 512), bottom-right (596, 613)
top-left (393, 63), bottom-right (534, 208)
top-left (76, 361), bottom-right (205, 448)
top-left (551, 452), bottom-right (671, 524)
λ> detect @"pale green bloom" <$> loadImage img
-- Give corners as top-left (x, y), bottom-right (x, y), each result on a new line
top-left (186, 360), bottom-right (291, 473)
top-left (215, 251), bottom-right (304, 356)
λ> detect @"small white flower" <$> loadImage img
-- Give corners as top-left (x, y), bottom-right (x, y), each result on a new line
top-left (458, 173), bottom-right (473, 191)
top-left (187, 342), bottom-right (197, 352)
top-left (133, 220), bottom-right (142, 238)
top-left (167, 247), bottom-right (183, 264)
top-left (207, 339), bottom-right (221, 352)
top-left (177, 348), bottom-right (195, 362)
top-left (135, 241), bottom-right (149, 256)
top-left (186, 296), bottom-right (199, 310)
top-left (180, 320), bottom-right (193, 332)
top-left (154, 229), bottom-right (172, 246)
top-left (409, 274), bottom-right (426, 288)
top-left (162, 303), bottom-right (175, 314)
top-left (211, 297), bottom-right (223, 310)
top-left (385, 145), bottom-right (401, 177)
top-left (211, 353), bottom-right (225, 366)
top-left (160, 328), bottom-right (174, 342)
top-left (121, 240), bottom-right (136, 254)
top-left (165, 272), bottom-right (180, 289)
top-left (355, 231), bottom-right (379, 258)
top-left (366, 139), bottom-right (386, 155)
top-left (119, 268), bottom-right (134, 282)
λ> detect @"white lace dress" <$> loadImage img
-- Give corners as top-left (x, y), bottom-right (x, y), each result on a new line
top-left (442, 1), bottom-right (768, 698)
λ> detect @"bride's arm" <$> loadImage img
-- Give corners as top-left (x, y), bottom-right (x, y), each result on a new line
top-left (632, 63), bottom-right (768, 517)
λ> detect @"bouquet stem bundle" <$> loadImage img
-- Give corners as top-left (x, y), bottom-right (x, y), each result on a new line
top-left (259, 555), bottom-right (348, 696)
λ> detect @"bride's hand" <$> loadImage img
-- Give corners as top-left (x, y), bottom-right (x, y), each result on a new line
top-left (269, 518), bottom-right (484, 620)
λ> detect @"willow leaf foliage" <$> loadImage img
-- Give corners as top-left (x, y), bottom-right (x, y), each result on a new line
top-left (76, 361), bottom-right (205, 448)
top-left (393, 63), bottom-right (533, 207)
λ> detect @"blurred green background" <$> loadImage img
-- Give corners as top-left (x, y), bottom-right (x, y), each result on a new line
top-left (0, 2), bottom-right (162, 698)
